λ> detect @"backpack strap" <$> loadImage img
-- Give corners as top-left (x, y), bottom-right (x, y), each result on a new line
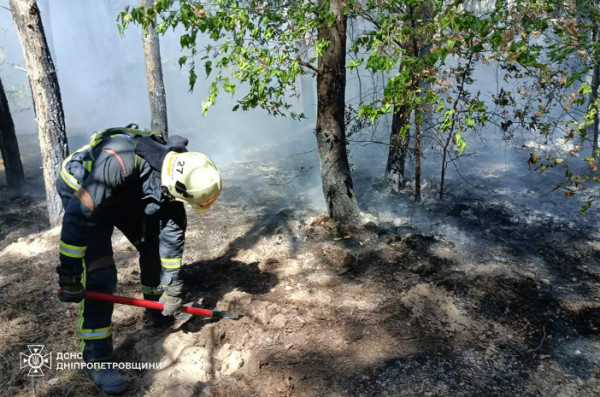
top-left (60, 144), bottom-right (91, 191)
top-left (61, 126), bottom-right (162, 191)
top-left (88, 127), bottom-right (163, 162)
top-left (134, 153), bottom-right (143, 171)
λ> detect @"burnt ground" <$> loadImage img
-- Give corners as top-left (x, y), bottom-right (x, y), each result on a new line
top-left (1, 136), bottom-right (600, 396)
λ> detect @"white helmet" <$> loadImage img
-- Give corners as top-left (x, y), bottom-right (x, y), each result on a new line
top-left (161, 151), bottom-right (222, 214)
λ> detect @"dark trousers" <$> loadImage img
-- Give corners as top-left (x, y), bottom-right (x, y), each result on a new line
top-left (58, 179), bottom-right (162, 362)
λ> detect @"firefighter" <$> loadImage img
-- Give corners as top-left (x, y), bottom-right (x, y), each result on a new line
top-left (55, 127), bottom-right (221, 395)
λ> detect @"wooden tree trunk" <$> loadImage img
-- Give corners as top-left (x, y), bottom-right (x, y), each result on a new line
top-left (414, 110), bottom-right (422, 202)
top-left (588, 28), bottom-right (600, 159)
top-left (386, 103), bottom-right (410, 193)
top-left (315, 0), bottom-right (361, 227)
top-left (385, 14), bottom-right (414, 192)
top-left (10, 0), bottom-right (68, 225)
top-left (0, 76), bottom-right (25, 188)
top-left (440, 129), bottom-right (452, 199)
top-left (386, 4), bottom-right (431, 197)
top-left (140, 0), bottom-right (168, 136)
top-left (592, 64), bottom-right (600, 160)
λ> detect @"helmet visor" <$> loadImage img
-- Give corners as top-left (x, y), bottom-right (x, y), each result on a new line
top-left (189, 194), bottom-right (220, 215)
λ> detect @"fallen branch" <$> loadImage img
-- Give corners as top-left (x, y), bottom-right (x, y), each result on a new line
top-left (529, 322), bottom-right (547, 352)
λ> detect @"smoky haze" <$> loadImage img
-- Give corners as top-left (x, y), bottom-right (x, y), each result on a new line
top-left (0, 0), bottom-right (598, 231)
top-left (0, 0), bottom-right (317, 166)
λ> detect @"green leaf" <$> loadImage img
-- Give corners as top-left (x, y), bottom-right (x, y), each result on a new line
top-left (347, 59), bottom-right (363, 69)
top-left (202, 100), bottom-right (213, 116)
top-left (580, 199), bottom-right (593, 214)
top-left (415, 112), bottom-right (424, 125)
top-left (440, 109), bottom-right (455, 131)
top-left (223, 80), bottom-right (236, 94)
top-left (398, 124), bottom-right (410, 140)
top-left (455, 132), bottom-right (467, 155)
top-left (315, 39), bottom-right (331, 57)
top-left (578, 82), bottom-right (593, 96)
top-left (189, 69), bottom-right (197, 91)
top-left (326, 11), bottom-right (336, 28)
top-left (436, 101), bottom-right (445, 113)
top-left (180, 34), bottom-right (191, 48)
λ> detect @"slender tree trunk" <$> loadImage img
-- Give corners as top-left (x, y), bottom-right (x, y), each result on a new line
top-left (414, 110), bottom-right (422, 202)
top-left (410, 6), bottom-right (423, 203)
top-left (592, 65), bottom-right (600, 159)
top-left (588, 28), bottom-right (600, 159)
top-left (10, 0), bottom-right (68, 225)
top-left (140, 0), bottom-right (168, 136)
top-left (0, 76), bottom-right (25, 188)
top-left (386, 38), bottom-right (413, 193)
top-left (386, 4), bottom-right (431, 197)
top-left (315, 0), bottom-right (361, 227)
top-left (440, 132), bottom-right (452, 199)
top-left (385, 103), bottom-right (410, 193)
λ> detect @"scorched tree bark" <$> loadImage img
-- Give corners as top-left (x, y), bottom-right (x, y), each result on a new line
top-left (0, 75), bottom-right (25, 188)
top-left (386, 93), bottom-right (410, 193)
top-left (10, 0), bottom-right (68, 225)
top-left (315, 0), bottom-right (361, 226)
top-left (140, 0), bottom-right (168, 136)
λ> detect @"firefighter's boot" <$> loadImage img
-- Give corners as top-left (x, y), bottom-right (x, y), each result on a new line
top-left (84, 366), bottom-right (127, 395)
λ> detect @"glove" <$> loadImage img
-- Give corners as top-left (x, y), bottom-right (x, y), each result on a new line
top-left (159, 293), bottom-right (182, 316)
top-left (58, 274), bottom-right (85, 303)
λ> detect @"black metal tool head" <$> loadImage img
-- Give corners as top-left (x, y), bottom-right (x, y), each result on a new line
top-left (212, 310), bottom-right (243, 320)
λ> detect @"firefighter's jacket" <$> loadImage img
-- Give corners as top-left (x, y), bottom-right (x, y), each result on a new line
top-left (57, 132), bottom-right (189, 290)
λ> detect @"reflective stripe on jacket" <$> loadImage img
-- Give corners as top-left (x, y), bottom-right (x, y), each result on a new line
top-left (58, 132), bottom-right (188, 288)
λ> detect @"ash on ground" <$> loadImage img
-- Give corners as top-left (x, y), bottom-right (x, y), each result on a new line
top-left (1, 135), bottom-right (599, 397)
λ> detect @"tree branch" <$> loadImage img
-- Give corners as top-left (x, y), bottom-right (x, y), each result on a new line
top-left (297, 57), bottom-right (318, 73)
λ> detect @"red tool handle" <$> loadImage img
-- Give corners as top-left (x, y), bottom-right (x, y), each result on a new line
top-left (84, 291), bottom-right (214, 317)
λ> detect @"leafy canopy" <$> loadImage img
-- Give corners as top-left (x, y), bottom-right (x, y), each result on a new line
top-left (120, 0), bottom-right (360, 119)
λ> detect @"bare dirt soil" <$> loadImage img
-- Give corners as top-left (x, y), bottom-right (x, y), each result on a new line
top-left (1, 137), bottom-right (600, 397)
